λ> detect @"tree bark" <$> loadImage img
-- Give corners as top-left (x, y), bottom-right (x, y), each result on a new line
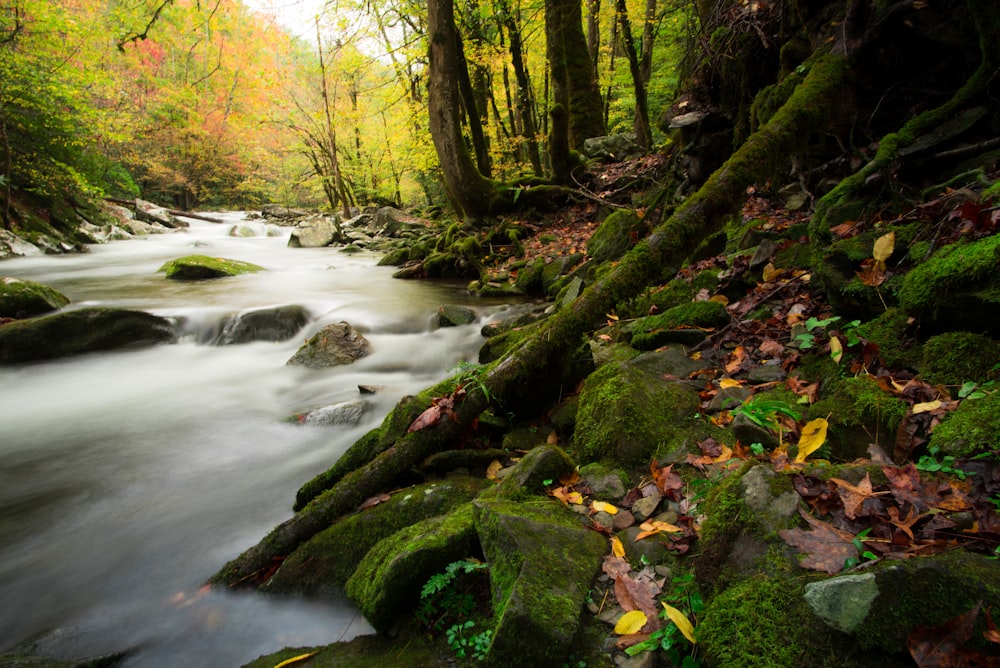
top-left (546, 0), bottom-right (606, 150)
top-left (614, 0), bottom-right (652, 151)
top-left (500, 0), bottom-right (543, 177)
top-left (427, 0), bottom-right (507, 220)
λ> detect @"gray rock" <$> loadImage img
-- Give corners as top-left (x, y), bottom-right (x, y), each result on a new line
top-left (804, 573), bottom-right (879, 633)
top-left (579, 464), bottom-right (628, 499)
top-left (286, 321), bottom-right (371, 368)
top-left (740, 465), bottom-right (800, 532)
top-left (631, 492), bottom-right (662, 521)
top-left (214, 304), bottom-right (311, 345)
top-left (300, 401), bottom-right (366, 426)
top-left (288, 214), bottom-right (342, 248)
top-left (437, 304), bottom-right (476, 327)
top-left (134, 198), bottom-right (185, 228)
top-left (0, 230), bottom-right (41, 258)
top-left (746, 362), bottom-right (787, 383)
top-left (582, 134), bottom-right (641, 162)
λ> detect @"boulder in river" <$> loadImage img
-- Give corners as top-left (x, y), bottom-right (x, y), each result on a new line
top-left (287, 215), bottom-right (343, 248)
top-left (286, 321), bottom-right (371, 368)
top-left (0, 230), bottom-right (42, 259)
top-left (0, 307), bottom-right (177, 364)
top-left (134, 198), bottom-right (186, 228)
top-left (158, 254), bottom-right (265, 280)
top-left (289, 400), bottom-right (367, 426)
top-left (437, 304), bottom-right (476, 327)
top-left (0, 277), bottom-right (70, 319)
top-left (212, 304), bottom-right (311, 345)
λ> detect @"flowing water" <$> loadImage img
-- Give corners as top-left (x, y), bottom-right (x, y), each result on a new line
top-left (0, 213), bottom-right (516, 666)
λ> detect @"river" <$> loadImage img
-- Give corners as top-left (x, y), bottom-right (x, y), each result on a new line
top-left (0, 213), bottom-right (512, 666)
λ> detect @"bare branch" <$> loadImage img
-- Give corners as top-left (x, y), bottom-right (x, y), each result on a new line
top-left (117, 0), bottom-right (175, 53)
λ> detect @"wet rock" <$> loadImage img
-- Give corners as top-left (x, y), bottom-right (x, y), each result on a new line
top-left (804, 573), bottom-right (879, 633)
top-left (482, 444), bottom-right (577, 499)
top-left (213, 304), bottom-right (311, 345)
top-left (437, 304), bottom-right (476, 327)
top-left (0, 230), bottom-right (42, 258)
top-left (134, 198), bottom-right (185, 228)
top-left (286, 321), bottom-right (371, 368)
top-left (261, 204), bottom-right (306, 219)
top-left (158, 254), bottom-right (264, 280)
top-left (288, 214), bottom-right (342, 248)
top-left (0, 307), bottom-right (177, 364)
top-left (292, 401), bottom-right (366, 426)
top-left (0, 277), bottom-right (69, 319)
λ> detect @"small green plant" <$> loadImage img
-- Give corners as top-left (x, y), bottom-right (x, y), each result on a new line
top-left (793, 316), bottom-right (861, 353)
top-left (561, 655), bottom-right (587, 668)
top-left (958, 379), bottom-right (997, 400)
top-left (625, 572), bottom-right (702, 666)
top-left (446, 620), bottom-right (493, 660)
top-left (915, 445), bottom-right (968, 480)
top-left (843, 527), bottom-right (878, 570)
top-left (416, 559), bottom-right (489, 636)
top-left (451, 361), bottom-right (514, 423)
top-left (728, 396), bottom-right (801, 446)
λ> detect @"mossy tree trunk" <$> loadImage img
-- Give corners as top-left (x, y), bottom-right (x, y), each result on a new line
top-left (546, 0), bottom-right (606, 151)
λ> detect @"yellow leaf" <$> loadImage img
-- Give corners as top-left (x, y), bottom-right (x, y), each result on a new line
top-left (913, 400), bottom-right (942, 414)
top-left (709, 293), bottom-right (729, 305)
top-left (795, 418), bottom-right (829, 463)
top-left (592, 500), bottom-right (619, 515)
top-left (829, 335), bottom-right (843, 364)
top-left (567, 491), bottom-right (584, 505)
top-left (719, 378), bottom-right (742, 389)
top-left (611, 536), bottom-right (626, 558)
top-left (274, 653), bottom-right (317, 668)
top-left (606, 313), bottom-right (620, 321)
top-left (873, 231), bottom-right (895, 263)
top-left (635, 520), bottom-right (684, 540)
top-left (486, 459), bottom-right (502, 481)
top-left (546, 431), bottom-right (560, 445)
top-left (762, 262), bottom-right (782, 283)
top-left (614, 609), bottom-right (648, 635)
top-left (662, 602), bottom-right (697, 644)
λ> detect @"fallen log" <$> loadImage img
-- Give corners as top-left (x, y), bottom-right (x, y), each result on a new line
top-left (104, 197), bottom-right (225, 224)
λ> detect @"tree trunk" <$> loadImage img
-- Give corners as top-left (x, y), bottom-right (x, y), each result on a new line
top-left (427, 0), bottom-right (506, 220)
top-left (614, 0), bottom-right (652, 151)
top-left (546, 0), bottom-right (606, 150)
top-left (456, 32), bottom-right (493, 178)
top-left (501, 0), bottom-right (543, 177)
top-left (210, 53), bottom-right (850, 588)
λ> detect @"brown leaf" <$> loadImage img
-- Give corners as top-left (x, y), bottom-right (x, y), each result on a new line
top-left (908, 602), bottom-right (988, 667)
top-left (407, 404), bottom-right (442, 432)
top-left (779, 509), bottom-right (858, 574)
top-left (650, 461), bottom-right (684, 499)
top-left (357, 493), bottom-right (392, 511)
top-left (830, 473), bottom-right (888, 519)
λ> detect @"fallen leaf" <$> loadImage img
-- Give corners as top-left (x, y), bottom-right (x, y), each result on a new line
top-left (611, 536), bottom-right (626, 558)
top-left (795, 418), bottom-right (829, 463)
top-left (614, 610), bottom-right (648, 635)
top-left (830, 473), bottom-right (887, 519)
top-left (908, 602), bottom-right (982, 667)
top-left (486, 460), bottom-right (503, 481)
top-left (357, 493), bottom-right (392, 510)
top-left (407, 404), bottom-right (442, 432)
top-left (913, 400), bottom-right (943, 414)
top-left (873, 230), bottom-right (895, 264)
top-left (985, 607), bottom-right (1000, 644)
top-left (547, 431), bottom-right (560, 445)
top-left (662, 602), bottom-right (697, 645)
top-left (829, 336), bottom-right (843, 364)
top-left (719, 377), bottom-right (743, 389)
top-left (592, 500), bottom-right (619, 515)
top-left (779, 509), bottom-right (858, 574)
top-left (635, 520), bottom-right (684, 540)
top-left (273, 653), bottom-right (318, 668)
top-left (762, 262), bottom-right (782, 283)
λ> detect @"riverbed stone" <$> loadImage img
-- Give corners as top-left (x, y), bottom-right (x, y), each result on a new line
top-left (0, 230), bottom-right (42, 258)
top-left (158, 254), bottom-right (264, 280)
top-left (292, 400), bottom-right (366, 426)
top-left (0, 307), bottom-right (177, 364)
top-left (286, 321), bottom-right (371, 368)
top-left (0, 277), bottom-right (70, 319)
top-left (481, 444), bottom-right (577, 500)
top-left (288, 214), bottom-right (342, 248)
top-left (437, 304), bottom-right (476, 327)
top-left (135, 198), bottom-right (185, 228)
top-left (212, 304), bottom-right (311, 345)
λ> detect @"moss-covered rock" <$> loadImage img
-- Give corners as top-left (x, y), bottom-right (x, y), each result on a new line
top-left (586, 209), bottom-right (646, 262)
top-left (919, 331), bottom-right (1000, 388)
top-left (265, 477), bottom-right (488, 596)
top-left (345, 503), bottom-right (480, 633)
top-left (617, 277), bottom-right (697, 319)
top-left (0, 307), bottom-right (177, 364)
top-left (628, 300), bottom-right (729, 350)
top-left (213, 304), bottom-right (311, 345)
top-left (808, 375), bottom-right (908, 460)
top-left (854, 307), bottom-right (920, 370)
top-left (573, 361), bottom-right (701, 466)
top-left (158, 254), bottom-right (264, 280)
top-left (0, 277), bottom-right (69, 319)
top-left (928, 390), bottom-right (1000, 458)
top-left (898, 234), bottom-right (1000, 335)
top-left (473, 498), bottom-right (606, 667)
top-left (481, 444), bottom-right (577, 500)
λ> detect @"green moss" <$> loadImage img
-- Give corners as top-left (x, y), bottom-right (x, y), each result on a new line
top-left (929, 390), bottom-right (1000, 458)
top-left (919, 331), bottom-right (1000, 388)
top-left (750, 70), bottom-right (804, 131)
top-left (0, 276), bottom-right (69, 318)
top-left (618, 277), bottom-right (696, 319)
top-left (699, 575), bottom-right (867, 668)
top-left (158, 254), bottom-right (264, 279)
top-left (586, 209), bottom-right (645, 262)
top-left (808, 375), bottom-right (908, 460)
top-left (629, 300), bottom-right (729, 349)
top-left (898, 234), bottom-right (1000, 316)
top-left (573, 362), bottom-right (700, 466)
top-left (854, 308), bottom-right (919, 370)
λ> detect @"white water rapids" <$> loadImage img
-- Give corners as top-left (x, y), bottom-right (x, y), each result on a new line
top-left (0, 213), bottom-right (517, 666)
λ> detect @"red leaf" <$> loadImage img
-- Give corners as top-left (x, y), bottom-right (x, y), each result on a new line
top-left (778, 509), bottom-right (857, 574)
top-left (407, 404), bottom-right (442, 432)
top-left (908, 602), bottom-right (989, 667)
